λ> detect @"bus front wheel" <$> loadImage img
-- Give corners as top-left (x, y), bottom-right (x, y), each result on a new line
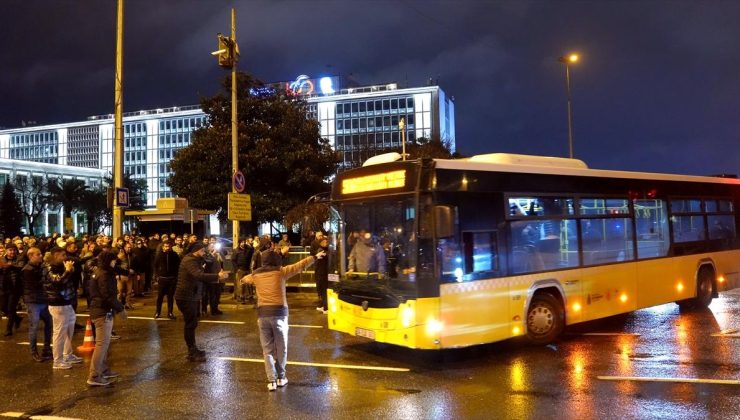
top-left (526, 292), bottom-right (565, 345)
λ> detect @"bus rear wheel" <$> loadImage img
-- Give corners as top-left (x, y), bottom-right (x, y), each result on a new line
top-left (677, 267), bottom-right (715, 310)
top-left (526, 292), bottom-right (565, 345)
top-left (693, 267), bottom-right (715, 308)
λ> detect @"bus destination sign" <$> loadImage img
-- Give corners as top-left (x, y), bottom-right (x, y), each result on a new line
top-left (341, 170), bottom-right (406, 195)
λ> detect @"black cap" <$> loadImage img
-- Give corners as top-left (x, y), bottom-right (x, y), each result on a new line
top-left (189, 242), bottom-right (207, 253)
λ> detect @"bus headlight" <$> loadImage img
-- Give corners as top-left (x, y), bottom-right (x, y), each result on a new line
top-left (401, 305), bottom-right (414, 327)
top-left (426, 318), bottom-right (444, 337)
top-left (328, 295), bottom-right (337, 313)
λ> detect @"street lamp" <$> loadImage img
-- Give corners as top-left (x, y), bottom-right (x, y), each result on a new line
top-left (558, 53), bottom-right (579, 159)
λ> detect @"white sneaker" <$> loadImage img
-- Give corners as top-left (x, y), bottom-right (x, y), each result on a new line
top-left (267, 381), bottom-right (277, 391)
top-left (277, 378), bottom-right (288, 387)
top-left (65, 354), bottom-right (84, 364)
top-left (53, 362), bottom-right (72, 370)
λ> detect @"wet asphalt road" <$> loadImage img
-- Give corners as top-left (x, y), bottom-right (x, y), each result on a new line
top-left (0, 289), bottom-right (738, 420)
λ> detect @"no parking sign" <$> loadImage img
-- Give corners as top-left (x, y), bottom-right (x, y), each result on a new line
top-left (233, 170), bottom-right (246, 193)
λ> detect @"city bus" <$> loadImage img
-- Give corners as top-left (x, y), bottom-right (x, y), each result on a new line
top-left (325, 152), bottom-right (740, 349)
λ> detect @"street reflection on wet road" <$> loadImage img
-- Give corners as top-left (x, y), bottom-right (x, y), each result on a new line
top-left (0, 291), bottom-right (738, 419)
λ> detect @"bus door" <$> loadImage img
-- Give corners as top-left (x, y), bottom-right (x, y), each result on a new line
top-left (580, 216), bottom-right (638, 320)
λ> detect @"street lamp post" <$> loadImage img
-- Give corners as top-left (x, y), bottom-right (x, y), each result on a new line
top-left (558, 53), bottom-right (579, 159)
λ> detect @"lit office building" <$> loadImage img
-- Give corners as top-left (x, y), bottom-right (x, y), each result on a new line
top-left (0, 76), bottom-right (455, 208)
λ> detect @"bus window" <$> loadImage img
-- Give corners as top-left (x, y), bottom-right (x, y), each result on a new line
top-left (510, 219), bottom-right (578, 273)
top-left (634, 199), bottom-right (669, 258)
top-left (462, 231), bottom-right (498, 274)
top-left (508, 197), bottom-right (574, 217)
top-left (581, 218), bottom-right (634, 265)
top-left (672, 215), bottom-right (706, 242)
top-left (708, 215), bottom-right (735, 240)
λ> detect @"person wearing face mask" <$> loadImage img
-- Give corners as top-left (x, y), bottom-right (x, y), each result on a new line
top-left (347, 230), bottom-right (387, 277)
top-left (86, 250), bottom-right (127, 386)
top-left (174, 243), bottom-right (228, 362)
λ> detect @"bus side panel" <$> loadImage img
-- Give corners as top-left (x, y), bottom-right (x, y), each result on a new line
top-left (439, 279), bottom-right (511, 347)
top-left (636, 258), bottom-right (681, 308)
top-left (581, 263), bottom-right (637, 321)
top-left (714, 250), bottom-right (740, 291)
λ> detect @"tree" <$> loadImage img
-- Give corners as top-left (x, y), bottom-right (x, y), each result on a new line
top-left (47, 178), bottom-right (88, 224)
top-left (168, 72), bottom-right (339, 224)
top-left (0, 182), bottom-right (24, 238)
top-left (103, 173), bottom-right (148, 211)
top-left (402, 135), bottom-right (460, 160)
top-left (78, 186), bottom-right (110, 234)
top-left (15, 175), bottom-right (51, 236)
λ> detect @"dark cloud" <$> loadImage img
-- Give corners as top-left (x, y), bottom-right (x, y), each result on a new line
top-left (1, 0), bottom-right (739, 176)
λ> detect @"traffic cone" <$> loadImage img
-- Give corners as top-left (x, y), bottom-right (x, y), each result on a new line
top-left (77, 318), bottom-right (96, 353)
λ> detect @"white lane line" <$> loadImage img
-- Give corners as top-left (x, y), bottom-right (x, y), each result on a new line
top-left (1, 413), bottom-right (84, 420)
top-left (579, 333), bottom-right (641, 337)
top-left (199, 320), bottom-right (245, 325)
top-left (219, 356), bottom-right (410, 372)
top-left (598, 376), bottom-right (740, 385)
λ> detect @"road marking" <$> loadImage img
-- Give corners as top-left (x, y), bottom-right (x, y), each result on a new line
top-left (1, 413), bottom-right (83, 420)
top-left (581, 333), bottom-right (641, 337)
top-left (289, 324), bottom-right (323, 329)
top-left (199, 320), bottom-right (246, 325)
top-left (598, 375), bottom-right (740, 385)
top-left (219, 357), bottom-right (410, 372)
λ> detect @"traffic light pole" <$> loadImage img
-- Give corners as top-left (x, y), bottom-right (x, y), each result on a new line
top-left (230, 8), bottom-right (239, 251)
top-left (113, 0), bottom-right (125, 240)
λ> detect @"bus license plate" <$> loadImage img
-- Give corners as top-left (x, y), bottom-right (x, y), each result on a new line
top-left (356, 327), bottom-right (375, 340)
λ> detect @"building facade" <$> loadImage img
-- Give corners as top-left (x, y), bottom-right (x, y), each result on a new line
top-left (0, 78), bottom-right (455, 208)
top-left (0, 158), bottom-right (106, 235)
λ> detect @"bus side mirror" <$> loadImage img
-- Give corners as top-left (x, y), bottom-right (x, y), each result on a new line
top-left (434, 206), bottom-right (456, 238)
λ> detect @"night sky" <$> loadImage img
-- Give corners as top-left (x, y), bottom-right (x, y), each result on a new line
top-left (1, 1), bottom-right (739, 176)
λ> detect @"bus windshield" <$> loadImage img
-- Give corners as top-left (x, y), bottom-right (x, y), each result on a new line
top-left (333, 196), bottom-right (418, 298)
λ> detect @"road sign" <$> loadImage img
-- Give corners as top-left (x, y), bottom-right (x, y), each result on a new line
top-left (183, 208), bottom-right (197, 223)
top-left (228, 193), bottom-right (252, 221)
top-left (116, 187), bottom-right (130, 207)
top-left (233, 170), bottom-right (246, 193)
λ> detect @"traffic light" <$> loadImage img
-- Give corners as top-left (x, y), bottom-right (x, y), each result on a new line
top-left (212, 33), bottom-right (238, 68)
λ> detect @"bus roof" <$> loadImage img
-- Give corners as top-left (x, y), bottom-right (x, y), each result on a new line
top-left (433, 153), bottom-right (740, 186)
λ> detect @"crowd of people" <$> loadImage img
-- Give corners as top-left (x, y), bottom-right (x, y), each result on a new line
top-left (0, 230), bottom-right (328, 391)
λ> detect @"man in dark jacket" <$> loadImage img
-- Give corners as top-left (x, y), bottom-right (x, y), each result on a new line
top-left (231, 238), bottom-right (253, 303)
top-left (43, 247), bottom-right (81, 370)
top-left (154, 241), bottom-right (180, 319)
top-left (1, 244), bottom-right (25, 337)
top-left (174, 243), bottom-right (227, 361)
top-left (87, 250), bottom-right (127, 386)
top-left (22, 247), bottom-right (52, 362)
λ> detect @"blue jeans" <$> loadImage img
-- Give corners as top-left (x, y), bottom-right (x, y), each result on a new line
top-left (26, 303), bottom-right (52, 353)
top-left (257, 316), bottom-right (288, 382)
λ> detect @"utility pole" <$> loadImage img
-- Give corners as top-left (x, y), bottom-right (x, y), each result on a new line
top-left (230, 8), bottom-right (239, 250)
top-left (112, 0), bottom-right (125, 239)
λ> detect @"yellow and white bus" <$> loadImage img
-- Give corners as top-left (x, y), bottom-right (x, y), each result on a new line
top-left (325, 153), bottom-right (740, 349)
